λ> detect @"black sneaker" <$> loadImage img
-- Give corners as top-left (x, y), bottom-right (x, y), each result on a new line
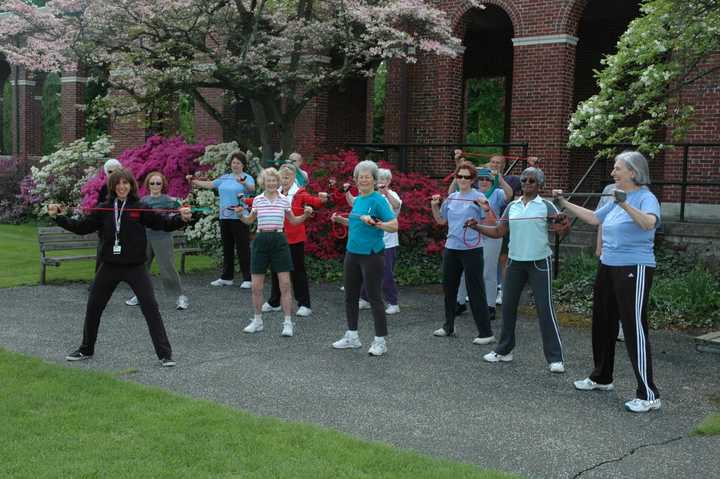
top-left (65, 350), bottom-right (92, 361)
top-left (454, 302), bottom-right (467, 317)
top-left (160, 357), bottom-right (176, 367)
top-left (488, 307), bottom-right (496, 321)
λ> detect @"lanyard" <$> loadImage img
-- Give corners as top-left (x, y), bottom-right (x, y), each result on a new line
top-left (114, 199), bottom-right (127, 242)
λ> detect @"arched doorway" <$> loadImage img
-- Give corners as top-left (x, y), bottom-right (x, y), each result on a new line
top-left (461, 5), bottom-right (514, 152)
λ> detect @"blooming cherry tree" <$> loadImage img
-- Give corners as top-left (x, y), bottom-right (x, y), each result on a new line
top-left (0, 0), bottom-right (465, 157)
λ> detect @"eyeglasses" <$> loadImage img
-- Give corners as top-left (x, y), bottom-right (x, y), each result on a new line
top-left (520, 178), bottom-right (537, 184)
top-left (478, 177), bottom-right (492, 182)
top-left (148, 182), bottom-right (163, 186)
top-left (456, 174), bottom-right (473, 180)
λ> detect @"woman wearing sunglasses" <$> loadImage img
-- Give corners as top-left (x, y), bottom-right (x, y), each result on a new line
top-left (467, 167), bottom-right (569, 373)
top-left (125, 171), bottom-right (189, 310)
top-left (430, 161), bottom-right (495, 345)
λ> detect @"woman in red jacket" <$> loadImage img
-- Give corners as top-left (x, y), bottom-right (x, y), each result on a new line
top-left (261, 163), bottom-right (328, 317)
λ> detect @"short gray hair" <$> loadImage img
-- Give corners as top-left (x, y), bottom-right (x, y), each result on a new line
top-left (520, 167), bottom-right (545, 187)
top-left (353, 160), bottom-right (378, 182)
top-left (278, 163), bottom-right (297, 176)
top-left (288, 152), bottom-right (302, 163)
top-left (103, 158), bottom-right (121, 175)
top-left (616, 151), bottom-right (651, 185)
top-left (377, 168), bottom-right (392, 184)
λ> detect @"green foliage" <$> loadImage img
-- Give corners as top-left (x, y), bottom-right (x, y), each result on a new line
top-left (0, 348), bottom-right (514, 479)
top-left (41, 73), bottom-right (61, 155)
top-left (568, 0), bottom-right (720, 158)
top-left (373, 62), bottom-right (387, 143)
top-left (553, 249), bottom-right (720, 329)
top-left (178, 92), bottom-right (195, 142)
top-left (465, 77), bottom-right (505, 148)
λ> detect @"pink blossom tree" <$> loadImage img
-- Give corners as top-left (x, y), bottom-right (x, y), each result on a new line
top-left (0, 0), bottom-right (466, 158)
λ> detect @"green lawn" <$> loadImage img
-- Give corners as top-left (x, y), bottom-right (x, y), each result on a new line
top-left (0, 223), bottom-right (216, 288)
top-left (0, 349), bottom-right (515, 479)
top-left (694, 414), bottom-right (720, 436)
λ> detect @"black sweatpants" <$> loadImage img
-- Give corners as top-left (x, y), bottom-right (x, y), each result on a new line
top-left (442, 248), bottom-right (492, 337)
top-left (344, 251), bottom-right (387, 337)
top-left (78, 263), bottom-right (172, 359)
top-left (496, 257), bottom-right (563, 363)
top-left (268, 242), bottom-right (311, 308)
top-left (589, 263), bottom-right (659, 400)
top-left (220, 219), bottom-right (251, 281)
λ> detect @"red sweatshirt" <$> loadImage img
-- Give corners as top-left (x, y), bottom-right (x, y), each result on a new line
top-left (284, 187), bottom-right (324, 244)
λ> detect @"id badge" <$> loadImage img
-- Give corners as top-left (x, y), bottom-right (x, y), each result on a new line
top-left (113, 241), bottom-right (122, 255)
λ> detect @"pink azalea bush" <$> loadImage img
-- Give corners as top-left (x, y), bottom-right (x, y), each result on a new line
top-left (81, 136), bottom-right (208, 208)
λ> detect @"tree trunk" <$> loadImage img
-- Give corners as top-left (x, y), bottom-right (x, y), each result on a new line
top-left (249, 99), bottom-right (274, 163)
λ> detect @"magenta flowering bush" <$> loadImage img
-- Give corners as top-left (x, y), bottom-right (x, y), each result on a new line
top-left (81, 136), bottom-right (208, 208)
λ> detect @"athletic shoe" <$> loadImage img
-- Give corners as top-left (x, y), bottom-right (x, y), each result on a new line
top-left (617, 326), bottom-right (625, 342)
top-left (473, 335), bottom-right (496, 345)
top-left (340, 286), bottom-right (345, 291)
top-left (176, 295), bottom-right (189, 310)
top-left (281, 320), bottom-right (294, 337)
top-left (433, 327), bottom-right (453, 337)
top-left (332, 331), bottom-right (362, 349)
top-left (65, 350), bottom-right (92, 361)
top-left (496, 288), bottom-right (503, 305)
top-left (368, 339), bottom-right (387, 356)
top-left (549, 362), bottom-right (565, 373)
top-left (243, 319), bottom-right (264, 333)
top-left (573, 377), bottom-right (614, 391)
top-left (160, 357), bottom-right (176, 367)
top-left (211, 278), bottom-right (234, 287)
top-left (385, 304), bottom-right (400, 315)
top-left (296, 306), bottom-right (312, 317)
top-left (358, 299), bottom-right (371, 310)
top-left (454, 302), bottom-right (467, 316)
top-left (483, 351), bottom-right (513, 363)
top-left (240, 280), bottom-right (252, 289)
top-left (261, 302), bottom-right (282, 313)
top-left (125, 296), bottom-right (139, 306)
top-left (624, 398), bottom-right (662, 413)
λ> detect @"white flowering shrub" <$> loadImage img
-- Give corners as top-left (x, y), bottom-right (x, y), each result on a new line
top-left (29, 136), bottom-right (114, 215)
top-left (568, 0), bottom-right (720, 158)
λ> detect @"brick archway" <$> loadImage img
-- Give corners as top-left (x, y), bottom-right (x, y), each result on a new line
top-left (447, 0), bottom-right (522, 37)
top-left (556, 0), bottom-right (587, 36)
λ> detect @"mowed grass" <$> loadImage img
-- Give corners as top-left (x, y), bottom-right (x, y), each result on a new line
top-left (0, 223), bottom-right (216, 288)
top-left (694, 395), bottom-right (720, 436)
top-left (0, 349), bottom-right (515, 479)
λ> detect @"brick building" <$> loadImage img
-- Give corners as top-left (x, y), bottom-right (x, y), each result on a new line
top-left (2, 0), bottom-right (718, 216)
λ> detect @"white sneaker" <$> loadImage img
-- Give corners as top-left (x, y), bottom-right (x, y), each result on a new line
top-left (368, 339), bottom-right (387, 356)
top-left (261, 302), bottom-right (281, 313)
top-left (240, 281), bottom-right (252, 289)
top-left (495, 288), bottom-right (503, 305)
top-left (296, 306), bottom-right (312, 317)
top-left (176, 295), bottom-right (189, 310)
top-left (125, 296), bottom-right (139, 306)
top-left (549, 362), bottom-right (565, 373)
top-left (385, 304), bottom-right (400, 315)
top-left (281, 320), bottom-right (293, 337)
top-left (339, 286), bottom-right (345, 291)
top-left (433, 328), bottom-right (452, 337)
top-left (573, 377), bottom-right (614, 391)
top-left (243, 319), bottom-right (264, 333)
top-left (473, 335), bottom-right (496, 345)
top-left (624, 398), bottom-right (662, 413)
top-left (617, 326), bottom-right (625, 342)
top-left (211, 278), bottom-right (234, 287)
top-left (358, 299), bottom-right (371, 310)
top-left (332, 331), bottom-right (362, 349)
top-left (483, 351), bottom-right (513, 363)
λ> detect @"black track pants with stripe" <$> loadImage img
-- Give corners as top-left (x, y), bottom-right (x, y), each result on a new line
top-left (589, 264), bottom-right (659, 400)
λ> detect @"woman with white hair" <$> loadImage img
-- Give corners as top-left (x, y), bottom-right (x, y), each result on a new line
top-left (331, 160), bottom-right (398, 356)
top-left (237, 168), bottom-right (313, 337)
top-left (553, 151), bottom-right (662, 413)
top-left (346, 168), bottom-right (403, 315)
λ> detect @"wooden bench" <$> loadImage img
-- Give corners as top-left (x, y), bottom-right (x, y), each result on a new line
top-left (38, 226), bottom-right (203, 285)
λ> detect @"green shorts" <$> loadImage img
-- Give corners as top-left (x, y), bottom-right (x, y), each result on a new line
top-left (251, 232), bottom-right (293, 274)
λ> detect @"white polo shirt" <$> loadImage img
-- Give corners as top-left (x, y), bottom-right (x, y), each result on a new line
top-left (503, 195), bottom-right (558, 261)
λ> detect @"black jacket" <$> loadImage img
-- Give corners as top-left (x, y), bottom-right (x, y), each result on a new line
top-left (55, 198), bottom-right (186, 266)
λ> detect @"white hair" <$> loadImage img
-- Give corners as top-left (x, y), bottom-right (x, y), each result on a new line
top-left (378, 168), bottom-right (392, 184)
top-left (103, 158), bottom-right (122, 175)
top-left (353, 160), bottom-right (378, 182)
top-left (616, 151), bottom-right (651, 185)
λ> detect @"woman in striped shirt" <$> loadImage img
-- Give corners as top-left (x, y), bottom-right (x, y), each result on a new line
top-left (237, 168), bottom-right (313, 337)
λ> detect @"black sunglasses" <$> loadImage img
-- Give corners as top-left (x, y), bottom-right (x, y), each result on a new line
top-left (478, 177), bottom-right (492, 182)
top-left (520, 178), bottom-right (537, 184)
top-left (148, 181), bottom-right (163, 186)
top-left (456, 174), bottom-right (473, 180)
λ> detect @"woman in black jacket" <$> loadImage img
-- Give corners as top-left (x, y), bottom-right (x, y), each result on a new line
top-left (48, 169), bottom-right (192, 367)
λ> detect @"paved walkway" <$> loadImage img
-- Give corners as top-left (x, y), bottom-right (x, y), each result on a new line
top-left (1, 273), bottom-right (718, 478)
